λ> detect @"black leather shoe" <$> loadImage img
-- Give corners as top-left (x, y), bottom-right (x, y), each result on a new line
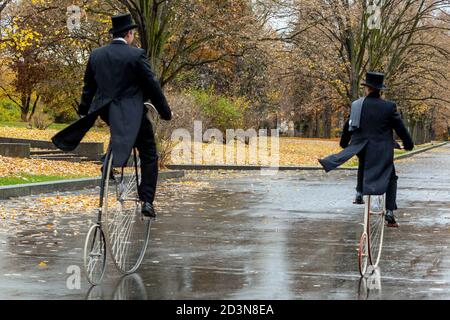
top-left (385, 210), bottom-right (399, 228)
top-left (353, 192), bottom-right (365, 205)
top-left (142, 202), bottom-right (156, 219)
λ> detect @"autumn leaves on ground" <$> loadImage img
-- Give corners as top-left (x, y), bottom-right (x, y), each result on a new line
top-left (0, 124), bottom-right (349, 186)
top-left (0, 125), bottom-right (106, 185)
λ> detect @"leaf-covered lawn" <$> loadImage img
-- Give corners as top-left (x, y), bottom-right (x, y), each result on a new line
top-left (0, 123), bottom-right (104, 185)
top-left (0, 155), bottom-right (101, 183)
top-left (171, 138), bottom-right (351, 166)
top-left (0, 123), bottom-right (438, 180)
top-left (1, 123), bottom-right (346, 166)
top-left (0, 175), bottom-right (90, 186)
top-left (280, 138), bottom-right (345, 166)
top-left (0, 175), bottom-right (80, 186)
top-left (0, 125), bottom-right (110, 148)
top-left (0, 121), bottom-right (68, 130)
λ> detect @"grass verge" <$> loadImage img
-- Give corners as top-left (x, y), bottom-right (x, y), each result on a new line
top-left (0, 174), bottom-right (89, 186)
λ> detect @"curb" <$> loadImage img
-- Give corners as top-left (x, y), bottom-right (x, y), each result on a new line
top-left (0, 170), bottom-right (185, 200)
top-left (394, 142), bottom-right (448, 161)
top-left (167, 142), bottom-right (449, 172)
top-left (166, 164), bottom-right (358, 171)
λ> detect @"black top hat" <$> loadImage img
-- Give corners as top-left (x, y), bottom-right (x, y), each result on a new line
top-left (109, 13), bottom-right (138, 35)
top-left (361, 72), bottom-right (388, 90)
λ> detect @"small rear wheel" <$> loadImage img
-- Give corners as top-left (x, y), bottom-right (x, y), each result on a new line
top-left (358, 233), bottom-right (369, 277)
top-left (84, 224), bottom-right (107, 286)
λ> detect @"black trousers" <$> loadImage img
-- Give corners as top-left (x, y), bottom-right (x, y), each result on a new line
top-left (103, 114), bottom-right (159, 203)
top-left (134, 115), bottom-right (159, 204)
top-left (356, 151), bottom-right (398, 211)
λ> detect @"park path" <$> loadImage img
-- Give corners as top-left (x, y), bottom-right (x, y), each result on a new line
top-left (0, 144), bottom-right (449, 299)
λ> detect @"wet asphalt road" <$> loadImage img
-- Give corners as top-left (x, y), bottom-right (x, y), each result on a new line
top-left (0, 144), bottom-right (449, 300)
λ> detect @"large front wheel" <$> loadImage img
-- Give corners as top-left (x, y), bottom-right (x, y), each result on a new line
top-left (102, 149), bottom-right (152, 274)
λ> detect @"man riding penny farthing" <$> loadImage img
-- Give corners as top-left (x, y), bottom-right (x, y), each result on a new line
top-left (319, 72), bottom-right (414, 276)
top-left (52, 13), bottom-right (172, 285)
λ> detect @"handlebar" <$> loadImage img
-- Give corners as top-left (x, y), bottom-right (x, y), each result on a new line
top-left (144, 102), bottom-right (158, 114)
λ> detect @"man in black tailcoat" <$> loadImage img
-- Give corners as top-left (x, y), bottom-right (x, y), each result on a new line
top-left (52, 13), bottom-right (172, 218)
top-left (319, 72), bottom-right (414, 227)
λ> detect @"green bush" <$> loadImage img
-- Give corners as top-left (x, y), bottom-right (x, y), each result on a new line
top-left (53, 109), bottom-right (78, 124)
top-left (0, 98), bottom-right (21, 122)
top-left (189, 89), bottom-right (249, 133)
top-left (31, 110), bottom-right (54, 130)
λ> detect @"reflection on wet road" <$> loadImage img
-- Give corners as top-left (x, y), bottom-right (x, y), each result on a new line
top-left (0, 144), bottom-right (449, 299)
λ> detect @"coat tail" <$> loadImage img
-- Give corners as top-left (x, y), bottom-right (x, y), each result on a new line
top-left (319, 141), bottom-right (368, 172)
top-left (52, 112), bottom-right (99, 152)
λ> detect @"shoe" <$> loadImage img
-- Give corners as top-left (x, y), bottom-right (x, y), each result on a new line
top-left (353, 192), bottom-right (365, 205)
top-left (385, 210), bottom-right (399, 228)
top-left (141, 202), bottom-right (157, 219)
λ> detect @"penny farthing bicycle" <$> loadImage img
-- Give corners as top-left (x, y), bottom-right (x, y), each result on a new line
top-left (83, 103), bottom-right (160, 286)
top-left (358, 194), bottom-right (386, 277)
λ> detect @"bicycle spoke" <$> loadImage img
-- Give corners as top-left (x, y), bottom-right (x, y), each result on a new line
top-left (110, 203), bottom-right (136, 270)
top-left (118, 218), bottom-right (135, 270)
top-left (114, 212), bottom-right (134, 269)
top-left (111, 212), bottom-right (133, 261)
top-left (103, 150), bottom-right (150, 274)
top-left (121, 175), bottom-right (140, 201)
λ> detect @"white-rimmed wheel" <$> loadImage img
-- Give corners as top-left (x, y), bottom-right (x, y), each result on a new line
top-left (103, 149), bottom-right (151, 274)
top-left (84, 224), bottom-right (107, 286)
top-left (367, 195), bottom-right (385, 267)
top-left (358, 232), bottom-right (369, 277)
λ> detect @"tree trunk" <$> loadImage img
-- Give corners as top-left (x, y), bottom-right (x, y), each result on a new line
top-left (314, 112), bottom-right (320, 137)
top-left (323, 105), bottom-right (332, 138)
top-left (20, 93), bottom-right (32, 122)
top-left (20, 97), bottom-right (29, 122)
top-left (29, 95), bottom-right (40, 120)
